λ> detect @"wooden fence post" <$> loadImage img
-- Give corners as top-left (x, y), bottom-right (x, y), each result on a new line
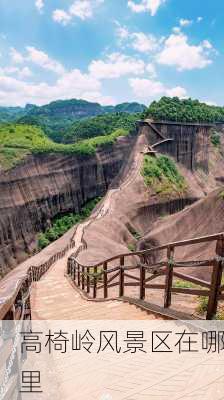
top-left (87, 267), bottom-right (90, 294)
top-left (93, 266), bottom-right (98, 299)
top-left (67, 259), bottom-right (70, 275)
top-left (140, 264), bottom-right (146, 300)
top-left (82, 266), bottom-right (85, 290)
top-left (164, 246), bottom-right (175, 308)
top-left (77, 263), bottom-right (80, 287)
top-left (73, 260), bottom-right (76, 281)
top-left (207, 236), bottom-right (224, 320)
top-left (103, 262), bottom-right (108, 299)
top-left (119, 256), bottom-right (125, 297)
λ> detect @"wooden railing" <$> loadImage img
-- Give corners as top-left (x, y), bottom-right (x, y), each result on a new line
top-left (67, 233), bottom-right (224, 320)
top-left (0, 240), bottom-right (75, 321)
top-left (0, 240), bottom-right (76, 399)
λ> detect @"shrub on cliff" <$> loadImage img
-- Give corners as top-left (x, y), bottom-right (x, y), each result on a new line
top-left (38, 198), bottom-right (102, 250)
top-left (141, 155), bottom-right (187, 195)
top-left (211, 132), bottom-right (221, 147)
top-left (38, 233), bottom-right (50, 249)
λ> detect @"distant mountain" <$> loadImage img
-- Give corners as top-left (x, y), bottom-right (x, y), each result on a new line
top-left (0, 106), bottom-right (26, 123)
top-left (22, 99), bottom-right (146, 119)
top-left (15, 99), bottom-right (146, 142)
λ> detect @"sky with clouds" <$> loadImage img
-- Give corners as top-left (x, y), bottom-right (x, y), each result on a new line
top-left (0, 0), bottom-right (222, 107)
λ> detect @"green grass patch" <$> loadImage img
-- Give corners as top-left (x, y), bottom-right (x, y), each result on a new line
top-left (141, 155), bottom-right (187, 195)
top-left (215, 310), bottom-right (224, 320)
top-left (219, 190), bottom-right (224, 200)
top-left (38, 197), bottom-right (101, 250)
top-left (128, 226), bottom-right (142, 241)
top-left (173, 280), bottom-right (199, 289)
top-left (127, 243), bottom-right (136, 252)
top-left (0, 124), bottom-right (130, 170)
top-left (197, 296), bottom-right (209, 315)
top-left (0, 147), bottom-right (30, 169)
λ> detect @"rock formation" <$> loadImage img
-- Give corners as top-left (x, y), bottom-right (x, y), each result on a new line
top-left (0, 135), bottom-right (135, 276)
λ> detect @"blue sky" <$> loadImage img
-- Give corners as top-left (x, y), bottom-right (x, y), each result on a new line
top-left (0, 0), bottom-right (222, 107)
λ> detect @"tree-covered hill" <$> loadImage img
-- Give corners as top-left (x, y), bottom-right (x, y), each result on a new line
top-left (0, 106), bottom-right (26, 123)
top-left (16, 99), bottom-right (146, 142)
top-left (63, 112), bottom-right (139, 143)
top-left (104, 102), bottom-right (146, 114)
top-left (143, 97), bottom-right (224, 123)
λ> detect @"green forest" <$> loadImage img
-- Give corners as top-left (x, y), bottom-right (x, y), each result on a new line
top-left (63, 112), bottom-right (138, 143)
top-left (1, 96), bottom-right (224, 171)
top-left (16, 99), bottom-right (145, 142)
top-left (143, 97), bottom-right (224, 123)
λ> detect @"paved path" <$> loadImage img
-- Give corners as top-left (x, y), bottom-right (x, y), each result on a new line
top-left (31, 247), bottom-right (157, 320)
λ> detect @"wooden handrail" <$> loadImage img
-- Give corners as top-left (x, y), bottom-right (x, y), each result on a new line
top-left (69, 232), bottom-right (224, 269)
top-left (0, 240), bottom-right (76, 320)
top-left (68, 232), bottom-right (224, 320)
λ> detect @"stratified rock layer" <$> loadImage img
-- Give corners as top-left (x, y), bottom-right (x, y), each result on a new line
top-left (0, 136), bottom-right (135, 276)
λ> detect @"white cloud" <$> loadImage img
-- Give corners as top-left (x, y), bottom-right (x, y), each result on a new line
top-left (35, 0), bottom-right (44, 12)
top-left (129, 77), bottom-right (186, 99)
top-left (26, 46), bottom-right (65, 75)
top-left (0, 66), bottom-right (115, 106)
top-left (203, 100), bottom-right (217, 106)
top-left (0, 66), bottom-right (33, 79)
top-left (116, 25), bottom-right (129, 41)
top-left (172, 27), bottom-right (181, 34)
top-left (146, 63), bottom-right (157, 78)
top-left (18, 67), bottom-right (33, 79)
top-left (89, 53), bottom-right (145, 79)
top-left (116, 24), bottom-right (158, 53)
top-left (52, 10), bottom-right (72, 26)
top-left (197, 17), bottom-right (203, 22)
top-left (127, 0), bottom-right (166, 16)
top-left (10, 48), bottom-right (24, 64)
top-left (52, 0), bottom-right (104, 25)
top-left (156, 32), bottom-right (213, 70)
top-left (202, 40), bottom-right (212, 49)
top-left (166, 86), bottom-right (187, 97)
top-left (129, 78), bottom-right (165, 97)
top-left (70, 0), bottom-right (93, 20)
top-left (56, 69), bottom-right (100, 94)
top-left (132, 32), bottom-right (158, 52)
top-left (179, 18), bottom-right (192, 27)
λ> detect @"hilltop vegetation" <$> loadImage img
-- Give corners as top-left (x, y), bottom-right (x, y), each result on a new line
top-left (16, 99), bottom-right (146, 142)
top-left (0, 124), bottom-right (131, 170)
top-left (143, 97), bottom-right (224, 123)
top-left (63, 112), bottom-right (138, 143)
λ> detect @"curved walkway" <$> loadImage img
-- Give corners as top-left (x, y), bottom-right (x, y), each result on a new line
top-left (31, 247), bottom-right (156, 320)
top-left (31, 134), bottom-right (156, 320)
